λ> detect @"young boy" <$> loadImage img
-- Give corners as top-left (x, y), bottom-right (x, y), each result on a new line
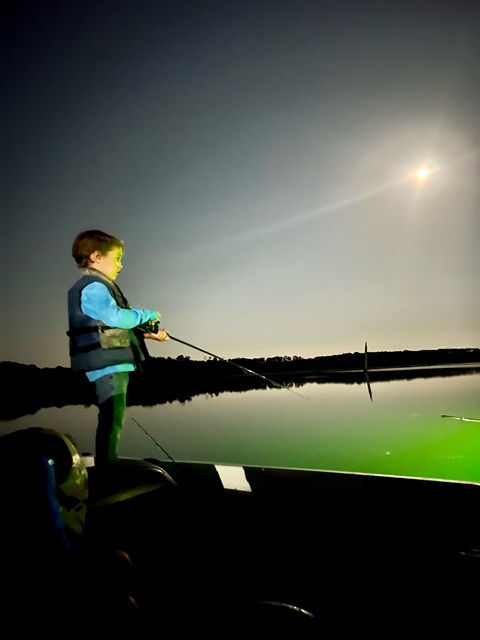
top-left (68, 230), bottom-right (169, 465)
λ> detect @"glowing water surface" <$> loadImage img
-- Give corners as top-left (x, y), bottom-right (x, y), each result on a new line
top-left (2, 369), bottom-right (479, 483)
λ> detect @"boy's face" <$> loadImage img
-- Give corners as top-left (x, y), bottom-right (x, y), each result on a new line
top-left (89, 247), bottom-right (123, 280)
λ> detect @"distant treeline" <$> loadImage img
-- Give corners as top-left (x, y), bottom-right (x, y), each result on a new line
top-left (164, 347), bottom-right (480, 374)
top-left (1, 348), bottom-right (478, 421)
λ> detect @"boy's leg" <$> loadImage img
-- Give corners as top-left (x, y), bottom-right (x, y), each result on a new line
top-left (94, 372), bottom-right (129, 465)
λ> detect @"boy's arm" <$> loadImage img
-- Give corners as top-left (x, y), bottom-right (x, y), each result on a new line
top-left (80, 282), bottom-right (159, 329)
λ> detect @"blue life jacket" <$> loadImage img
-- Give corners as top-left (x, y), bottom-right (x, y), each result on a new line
top-left (0, 427), bottom-right (88, 552)
top-left (67, 271), bottom-right (147, 372)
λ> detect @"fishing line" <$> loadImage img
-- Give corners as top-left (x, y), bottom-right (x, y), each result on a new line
top-left (167, 334), bottom-right (314, 402)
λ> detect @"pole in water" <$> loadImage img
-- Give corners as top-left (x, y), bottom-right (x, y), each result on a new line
top-left (167, 334), bottom-right (313, 401)
top-left (364, 341), bottom-right (373, 401)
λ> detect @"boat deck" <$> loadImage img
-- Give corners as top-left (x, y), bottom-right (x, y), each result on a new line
top-left (85, 460), bottom-right (480, 635)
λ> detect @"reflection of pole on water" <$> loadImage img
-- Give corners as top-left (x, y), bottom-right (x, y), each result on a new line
top-left (364, 341), bottom-right (373, 402)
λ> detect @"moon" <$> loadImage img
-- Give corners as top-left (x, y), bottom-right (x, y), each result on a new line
top-left (415, 166), bottom-right (430, 180)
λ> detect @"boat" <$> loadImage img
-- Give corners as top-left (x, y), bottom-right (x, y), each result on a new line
top-left (2, 427), bottom-right (480, 635)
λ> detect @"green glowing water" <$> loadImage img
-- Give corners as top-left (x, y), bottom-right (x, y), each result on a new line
top-left (2, 369), bottom-right (479, 483)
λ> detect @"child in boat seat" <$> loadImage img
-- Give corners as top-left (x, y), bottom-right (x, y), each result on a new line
top-left (68, 230), bottom-right (170, 466)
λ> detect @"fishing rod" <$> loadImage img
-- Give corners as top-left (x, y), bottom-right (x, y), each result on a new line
top-left (441, 414), bottom-right (480, 423)
top-left (166, 333), bottom-right (313, 401)
top-left (131, 417), bottom-right (179, 464)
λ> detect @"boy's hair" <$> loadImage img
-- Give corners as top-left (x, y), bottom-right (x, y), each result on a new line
top-left (72, 230), bottom-right (124, 268)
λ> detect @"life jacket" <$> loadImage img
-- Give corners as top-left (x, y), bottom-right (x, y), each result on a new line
top-left (0, 427), bottom-right (89, 542)
top-left (67, 269), bottom-right (148, 372)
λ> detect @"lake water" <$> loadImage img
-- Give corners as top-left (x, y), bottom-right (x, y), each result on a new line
top-left (2, 367), bottom-right (479, 483)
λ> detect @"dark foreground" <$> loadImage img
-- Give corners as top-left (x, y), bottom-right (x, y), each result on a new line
top-left (80, 459), bottom-right (480, 636)
top-left (2, 450), bottom-right (480, 636)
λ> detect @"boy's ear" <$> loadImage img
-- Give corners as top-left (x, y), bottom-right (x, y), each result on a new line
top-left (88, 250), bottom-right (103, 264)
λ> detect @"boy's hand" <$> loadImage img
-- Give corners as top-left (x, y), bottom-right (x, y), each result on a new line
top-left (144, 328), bottom-right (170, 342)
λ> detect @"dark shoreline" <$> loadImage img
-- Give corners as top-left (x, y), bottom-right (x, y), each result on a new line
top-left (1, 348), bottom-right (479, 421)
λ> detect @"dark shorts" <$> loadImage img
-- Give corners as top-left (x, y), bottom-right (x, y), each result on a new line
top-left (94, 371), bottom-right (129, 405)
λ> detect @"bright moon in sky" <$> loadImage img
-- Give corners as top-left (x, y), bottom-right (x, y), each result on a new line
top-left (415, 166), bottom-right (430, 180)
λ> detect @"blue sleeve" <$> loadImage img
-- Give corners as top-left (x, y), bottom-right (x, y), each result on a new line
top-left (80, 282), bottom-right (158, 329)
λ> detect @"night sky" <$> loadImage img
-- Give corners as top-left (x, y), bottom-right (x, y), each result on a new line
top-left (3, 0), bottom-right (479, 368)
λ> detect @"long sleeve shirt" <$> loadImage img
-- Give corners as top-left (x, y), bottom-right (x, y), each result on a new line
top-left (80, 281), bottom-right (158, 382)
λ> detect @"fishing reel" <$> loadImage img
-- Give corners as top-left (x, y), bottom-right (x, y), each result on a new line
top-left (138, 320), bottom-right (161, 334)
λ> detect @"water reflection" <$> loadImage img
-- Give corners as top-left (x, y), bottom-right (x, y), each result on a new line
top-left (1, 360), bottom-right (478, 420)
top-left (2, 366), bottom-right (479, 484)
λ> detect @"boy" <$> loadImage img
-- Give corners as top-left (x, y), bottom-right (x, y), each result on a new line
top-left (68, 229), bottom-right (169, 465)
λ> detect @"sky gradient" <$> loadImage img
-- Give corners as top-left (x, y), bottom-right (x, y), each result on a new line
top-left (3, 0), bottom-right (479, 368)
